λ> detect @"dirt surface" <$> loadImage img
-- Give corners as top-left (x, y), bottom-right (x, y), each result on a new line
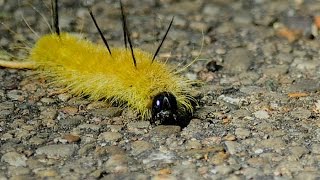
top-left (1, 0), bottom-right (320, 179)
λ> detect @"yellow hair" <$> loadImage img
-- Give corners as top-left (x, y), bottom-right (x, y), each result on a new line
top-left (30, 33), bottom-right (194, 119)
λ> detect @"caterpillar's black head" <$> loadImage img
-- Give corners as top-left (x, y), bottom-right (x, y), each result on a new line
top-left (151, 92), bottom-right (178, 125)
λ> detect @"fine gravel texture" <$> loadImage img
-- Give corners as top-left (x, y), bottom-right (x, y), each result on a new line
top-left (1, 0), bottom-right (320, 179)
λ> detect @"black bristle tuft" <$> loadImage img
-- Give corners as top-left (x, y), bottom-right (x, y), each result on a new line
top-left (120, 0), bottom-right (137, 68)
top-left (120, 0), bottom-right (128, 49)
top-left (52, 0), bottom-right (60, 36)
top-left (152, 16), bottom-right (174, 62)
top-left (88, 8), bottom-right (112, 56)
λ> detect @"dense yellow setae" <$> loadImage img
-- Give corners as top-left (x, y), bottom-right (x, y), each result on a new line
top-left (29, 32), bottom-right (194, 119)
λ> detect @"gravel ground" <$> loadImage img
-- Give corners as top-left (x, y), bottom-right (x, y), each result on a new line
top-left (1, 0), bottom-right (320, 179)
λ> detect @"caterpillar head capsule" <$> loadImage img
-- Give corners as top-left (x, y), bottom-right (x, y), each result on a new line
top-left (151, 92), bottom-right (178, 124)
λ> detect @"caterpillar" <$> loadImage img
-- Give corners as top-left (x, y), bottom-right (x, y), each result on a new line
top-left (0, 0), bottom-right (196, 125)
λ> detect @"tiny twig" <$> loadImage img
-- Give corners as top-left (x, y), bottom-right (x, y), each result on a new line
top-left (0, 60), bottom-right (36, 69)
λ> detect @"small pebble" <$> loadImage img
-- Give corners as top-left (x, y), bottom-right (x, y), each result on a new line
top-left (215, 48), bottom-right (226, 55)
top-left (151, 125), bottom-right (181, 137)
top-left (131, 140), bottom-right (153, 155)
top-left (91, 107), bottom-right (122, 118)
top-left (223, 48), bottom-right (253, 73)
top-left (77, 124), bottom-right (101, 131)
top-left (57, 93), bottom-right (72, 102)
top-left (1, 152), bottom-right (27, 167)
top-left (258, 138), bottom-right (286, 151)
top-left (98, 132), bottom-right (122, 142)
top-left (104, 154), bottom-right (129, 173)
top-left (215, 165), bottom-right (234, 175)
top-left (6, 90), bottom-right (25, 101)
top-left (185, 140), bottom-right (202, 150)
top-left (127, 121), bottom-right (151, 129)
top-left (40, 97), bottom-right (55, 104)
top-left (60, 106), bottom-right (78, 115)
top-left (34, 169), bottom-right (58, 177)
top-left (311, 144), bottom-right (320, 154)
top-left (63, 134), bottom-right (81, 143)
top-left (235, 128), bottom-right (250, 139)
top-left (36, 144), bottom-right (78, 158)
top-left (224, 141), bottom-right (241, 155)
top-left (253, 110), bottom-right (270, 119)
top-left (290, 108), bottom-right (311, 119)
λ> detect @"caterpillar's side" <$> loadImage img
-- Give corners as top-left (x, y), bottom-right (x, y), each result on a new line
top-left (0, 0), bottom-right (196, 124)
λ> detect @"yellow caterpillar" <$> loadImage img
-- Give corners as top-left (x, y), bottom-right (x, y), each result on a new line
top-left (0, 0), bottom-right (196, 124)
